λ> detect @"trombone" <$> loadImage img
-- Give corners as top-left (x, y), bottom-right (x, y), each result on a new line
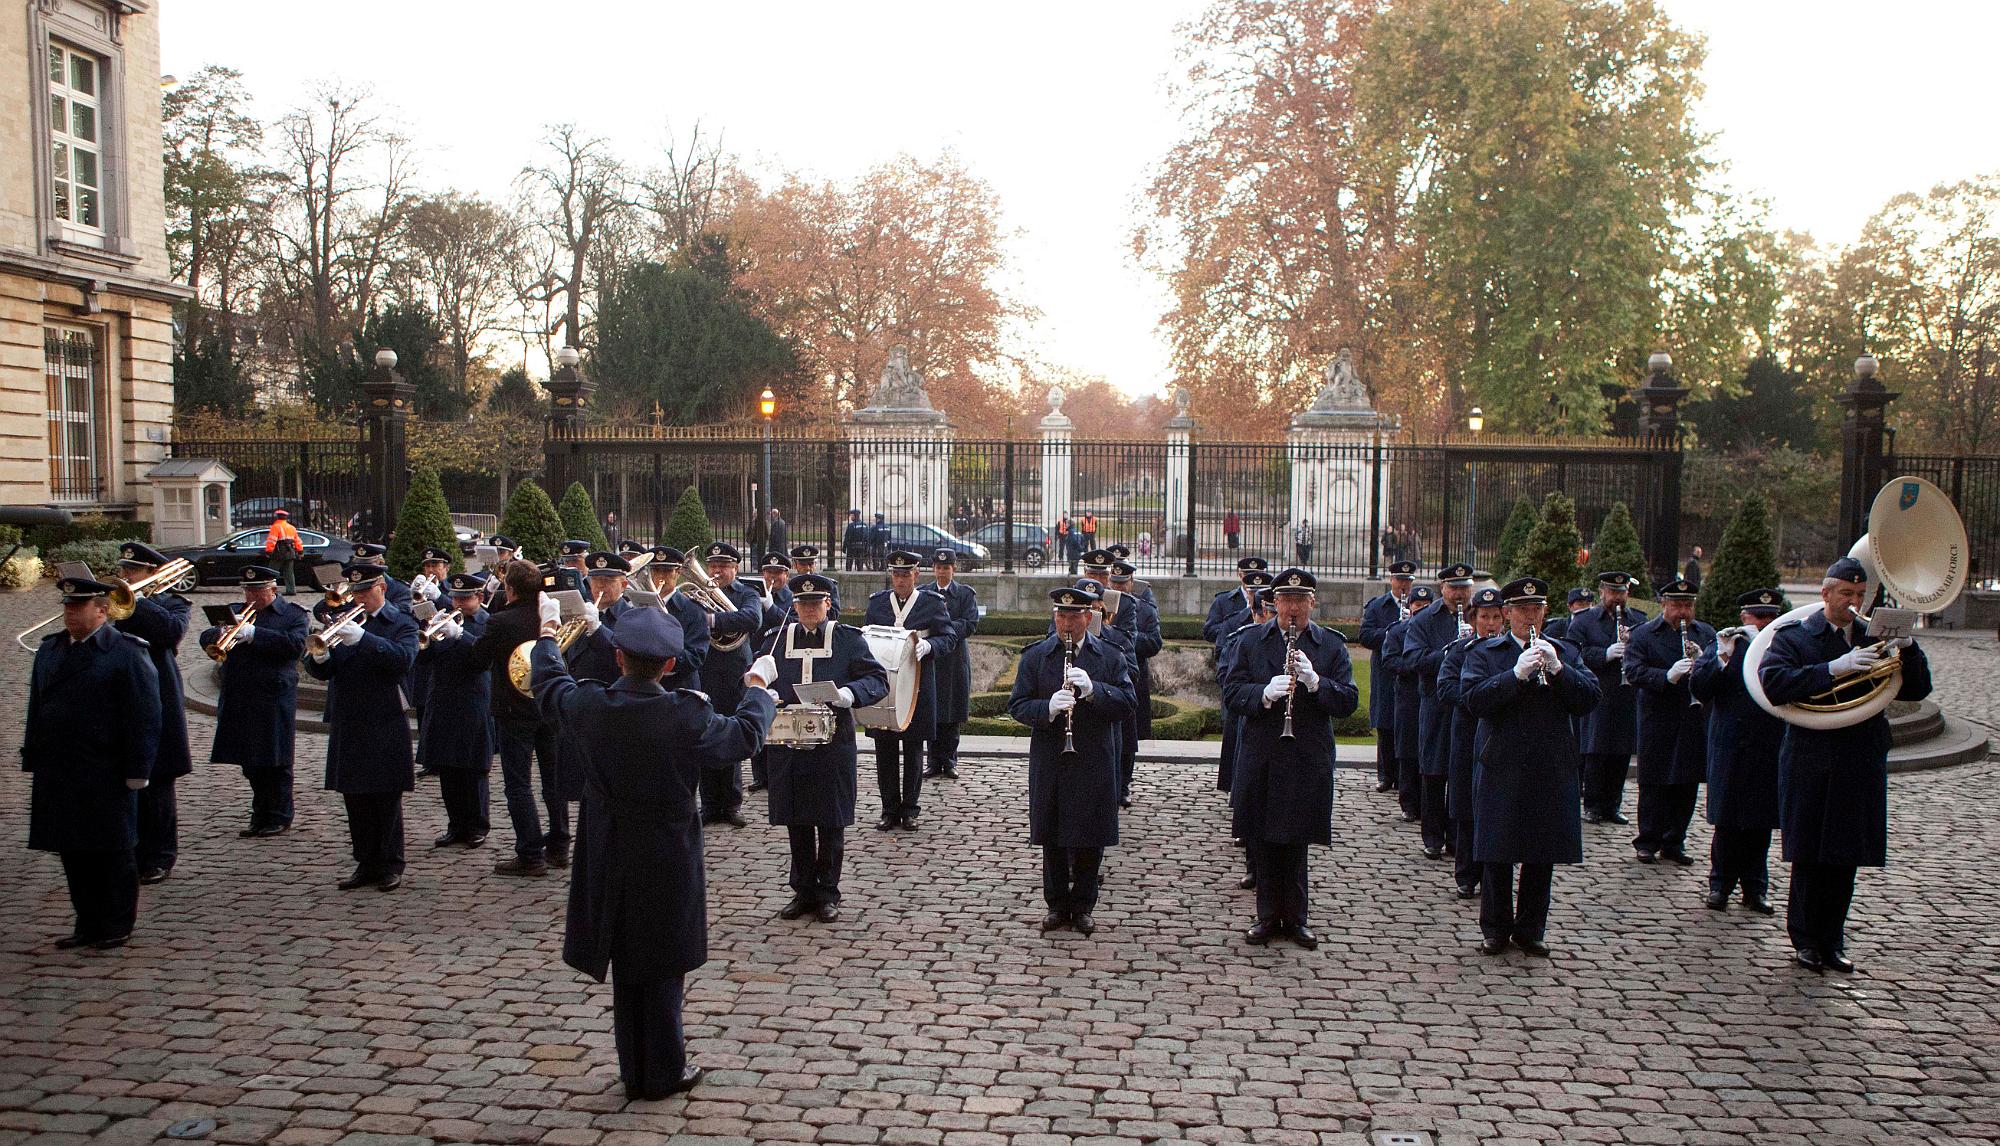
top-left (206, 605), bottom-right (262, 662)
top-left (15, 557), bottom-right (196, 651)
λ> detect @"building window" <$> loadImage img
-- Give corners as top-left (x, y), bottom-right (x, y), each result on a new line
top-left (45, 327), bottom-right (104, 502)
top-left (47, 42), bottom-right (105, 233)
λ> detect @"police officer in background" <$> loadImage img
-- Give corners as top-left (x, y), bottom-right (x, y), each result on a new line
top-left (1008, 584), bottom-right (1136, 936)
top-left (1407, 563), bottom-right (1476, 861)
top-left (1460, 577), bottom-right (1601, 956)
top-left (761, 574), bottom-right (888, 921)
top-left (865, 551), bottom-right (957, 829)
top-left (305, 562), bottom-right (421, 891)
top-left (1691, 588), bottom-right (1787, 913)
top-left (1437, 586), bottom-right (1506, 899)
top-left (695, 543), bottom-right (766, 826)
top-left (530, 607), bottom-right (777, 1101)
top-left (108, 542), bottom-right (191, 885)
top-left (1571, 571), bottom-right (1642, 824)
top-left (416, 574), bottom-right (493, 847)
top-left (1221, 569), bottom-right (1360, 949)
top-left (200, 567), bottom-right (311, 837)
top-left (924, 548), bottom-right (980, 781)
top-left (1381, 583), bottom-right (1437, 824)
top-left (842, 509), bottom-right (868, 571)
top-left (1623, 578), bottom-right (1714, 865)
top-left (1759, 556), bottom-right (1931, 974)
top-left (1202, 556), bottom-right (1270, 644)
top-left (1359, 561), bottom-right (1418, 795)
top-left (23, 575), bottom-right (162, 949)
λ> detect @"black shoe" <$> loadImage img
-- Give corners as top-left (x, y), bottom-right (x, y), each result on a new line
top-left (899, 814), bottom-right (918, 831)
top-left (415, 768), bottom-right (436, 780)
top-left (1376, 780), bottom-right (1396, 793)
top-left (546, 839), bottom-right (572, 866)
top-left (1824, 951), bottom-right (1855, 973)
top-left (875, 815), bottom-right (899, 831)
top-left (779, 896), bottom-right (813, 920)
top-left (1237, 874), bottom-right (1256, 890)
top-left (337, 870), bottom-right (375, 890)
top-left (434, 831), bottom-right (462, 848)
top-left (814, 902), bottom-right (839, 923)
top-left (90, 934), bottom-right (131, 950)
top-left (139, 867), bottom-right (169, 885)
top-left (1401, 812), bottom-right (1422, 824)
top-left (747, 781), bottom-right (767, 792)
top-left (1663, 849), bottom-right (1695, 867)
top-left (493, 857), bottom-right (548, 878)
top-left (1289, 923), bottom-right (1319, 950)
top-left (1039, 912), bottom-right (1067, 933)
top-left (1743, 893), bottom-right (1775, 915)
top-left (237, 827), bottom-right (261, 838)
top-left (1634, 850), bottom-right (1657, 864)
top-left (1071, 911), bottom-right (1096, 937)
top-left (921, 768), bottom-right (943, 778)
top-left (246, 824), bottom-right (288, 838)
top-left (1606, 811), bottom-right (1630, 825)
top-left (55, 934), bottom-right (89, 950)
top-left (664, 1065), bottom-right (704, 1096)
top-left (1514, 937), bottom-right (1549, 957)
top-left (465, 832), bottom-right (488, 847)
top-left (938, 766), bottom-right (958, 780)
top-left (1704, 892), bottom-right (1730, 911)
top-left (1119, 798), bottom-right (1133, 809)
top-left (1478, 937), bottom-right (1509, 956)
top-left (1456, 884), bottom-right (1479, 900)
top-left (1422, 846), bottom-right (1444, 861)
top-left (1583, 810), bottom-right (1606, 824)
top-left (1793, 948), bottom-right (1825, 973)
top-left (376, 874), bottom-right (402, 892)
top-left (1245, 919), bottom-right (1281, 945)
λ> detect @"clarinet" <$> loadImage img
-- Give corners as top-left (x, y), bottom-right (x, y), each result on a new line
top-left (1280, 621), bottom-right (1300, 739)
top-left (1528, 623), bottom-right (1549, 685)
top-left (1061, 636), bottom-right (1078, 754)
top-left (1679, 619), bottom-right (1702, 707)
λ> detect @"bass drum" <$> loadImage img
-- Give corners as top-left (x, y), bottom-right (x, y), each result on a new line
top-left (853, 624), bottom-right (921, 733)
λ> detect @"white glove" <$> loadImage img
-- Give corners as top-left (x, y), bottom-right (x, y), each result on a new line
top-left (235, 622), bottom-right (256, 643)
top-left (1289, 650), bottom-right (1320, 691)
top-left (581, 600), bottom-right (601, 634)
top-left (1667, 658), bottom-right (1693, 684)
top-left (1829, 645), bottom-right (1881, 676)
top-left (1514, 647), bottom-right (1542, 680)
top-left (418, 579), bottom-right (442, 601)
top-left (126, 778), bottom-right (149, 790)
top-left (1536, 639), bottom-right (1563, 675)
top-left (333, 620), bottom-right (365, 647)
top-left (1048, 688), bottom-right (1076, 716)
top-left (538, 594), bottom-right (561, 629)
top-left (1064, 665), bottom-right (1093, 697)
top-left (1886, 635), bottom-right (1915, 651)
top-left (1605, 641), bottom-right (1627, 660)
top-left (438, 618), bottom-right (463, 642)
top-left (1716, 633), bottom-right (1738, 663)
top-left (1262, 675), bottom-right (1291, 704)
top-left (831, 686), bottom-right (856, 709)
top-left (746, 654), bottom-right (780, 689)
top-left (915, 638), bottom-right (933, 660)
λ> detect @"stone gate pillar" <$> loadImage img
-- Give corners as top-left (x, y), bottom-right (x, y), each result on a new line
top-left (362, 348), bottom-right (411, 544)
top-left (1837, 354), bottom-right (1898, 553)
top-left (847, 347), bottom-right (952, 532)
top-left (1164, 388), bottom-right (1192, 564)
top-left (1039, 387), bottom-right (1073, 547)
top-left (1288, 350), bottom-right (1394, 571)
top-left (1637, 351), bottom-right (1689, 588)
top-left (542, 346), bottom-right (593, 496)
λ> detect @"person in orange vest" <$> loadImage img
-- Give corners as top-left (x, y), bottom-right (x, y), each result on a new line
top-left (1080, 512), bottom-right (1098, 556)
top-left (263, 510), bottom-right (303, 595)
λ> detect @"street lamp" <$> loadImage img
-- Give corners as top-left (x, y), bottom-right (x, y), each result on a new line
top-left (1465, 406), bottom-right (1484, 566)
top-left (759, 389), bottom-right (776, 548)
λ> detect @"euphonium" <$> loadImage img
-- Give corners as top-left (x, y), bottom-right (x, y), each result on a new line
top-left (677, 559), bottom-right (750, 652)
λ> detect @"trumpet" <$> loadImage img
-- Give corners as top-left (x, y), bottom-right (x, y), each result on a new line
top-left (418, 606), bottom-right (462, 649)
top-left (206, 604), bottom-right (261, 662)
top-left (1060, 636), bottom-right (1078, 754)
top-left (306, 602), bottom-right (369, 658)
top-left (15, 557), bottom-right (197, 650)
top-left (1280, 621), bottom-right (1300, 739)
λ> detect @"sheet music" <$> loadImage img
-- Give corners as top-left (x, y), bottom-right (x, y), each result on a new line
top-left (793, 681), bottom-right (840, 705)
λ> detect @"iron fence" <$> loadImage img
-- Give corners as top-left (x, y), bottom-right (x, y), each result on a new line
top-left (170, 436), bottom-right (368, 536)
top-left (1889, 453), bottom-right (2000, 583)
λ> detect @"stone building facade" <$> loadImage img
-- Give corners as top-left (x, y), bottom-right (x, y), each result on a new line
top-left (0, 0), bottom-right (180, 515)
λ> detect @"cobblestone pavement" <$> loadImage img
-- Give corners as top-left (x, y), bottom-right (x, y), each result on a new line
top-left (3, 588), bottom-right (1998, 1145)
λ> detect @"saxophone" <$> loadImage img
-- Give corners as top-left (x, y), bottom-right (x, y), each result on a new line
top-left (1280, 621), bottom-right (1300, 739)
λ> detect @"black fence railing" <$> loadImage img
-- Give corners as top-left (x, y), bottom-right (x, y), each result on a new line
top-left (170, 437), bottom-right (367, 537)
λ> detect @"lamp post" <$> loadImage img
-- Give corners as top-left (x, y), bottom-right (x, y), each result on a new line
top-left (759, 388), bottom-right (776, 548)
top-left (1464, 406), bottom-right (1483, 566)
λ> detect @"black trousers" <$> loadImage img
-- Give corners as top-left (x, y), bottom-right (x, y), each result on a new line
top-left (612, 973), bottom-right (685, 1096)
top-left (498, 721), bottom-right (558, 858)
top-left (699, 759), bottom-right (743, 819)
top-left (1042, 845), bottom-right (1103, 913)
top-left (342, 792), bottom-right (405, 877)
top-left (1452, 795), bottom-right (1480, 890)
top-left (1397, 752), bottom-right (1422, 819)
top-left (787, 825), bottom-right (845, 903)
top-left (930, 723), bottom-right (962, 772)
top-left (1419, 774), bottom-right (1450, 852)
top-left (750, 748), bottom-right (768, 787)
top-left (1481, 862), bottom-right (1553, 943)
top-left (874, 733), bottom-right (924, 818)
top-left (135, 776), bottom-right (178, 871)
top-left (1709, 825), bottom-right (1772, 898)
top-left (59, 849), bottom-right (138, 942)
top-left (438, 770), bottom-right (490, 840)
top-left (1788, 860), bottom-right (1859, 956)
top-left (1374, 727), bottom-right (1397, 787)
top-left (1250, 841), bottom-right (1310, 925)
top-left (244, 765), bottom-right (294, 830)
top-left (1582, 753), bottom-right (1630, 815)
top-left (1634, 782), bottom-right (1700, 855)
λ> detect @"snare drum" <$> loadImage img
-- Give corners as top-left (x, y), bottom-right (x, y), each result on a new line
top-left (853, 624), bottom-right (921, 732)
top-left (769, 704), bottom-right (837, 748)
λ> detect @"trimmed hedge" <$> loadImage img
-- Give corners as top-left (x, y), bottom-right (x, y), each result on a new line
top-left (45, 539), bottom-right (139, 576)
top-left (26, 514), bottom-right (148, 551)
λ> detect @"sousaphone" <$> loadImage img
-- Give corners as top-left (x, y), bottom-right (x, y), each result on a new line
top-left (1743, 476), bottom-right (1967, 730)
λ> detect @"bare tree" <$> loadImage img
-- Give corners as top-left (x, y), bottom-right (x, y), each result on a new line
top-left (516, 124), bottom-right (634, 354)
top-left (642, 121), bottom-right (728, 262)
top-left (397, 192), bottom-right (524, 401)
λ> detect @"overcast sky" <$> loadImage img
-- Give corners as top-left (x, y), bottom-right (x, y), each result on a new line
top-left (161, 1), bottom-right (2000, 398)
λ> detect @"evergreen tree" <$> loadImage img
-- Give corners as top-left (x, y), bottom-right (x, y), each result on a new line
top-left (1696, 491), bottom-right (1783, 629)
top-left (661, 486), bottom-right (714, 556)
top-left (1514, 491), bottom-right (1585, 600)
top-left (1494, 495), bottom-right (1538, 579)
top-left (499, 480), bottom-right (564, 563)
top-left (557, 481), bottom-right (610, 551)
top-left (487, 367), bottom-right (541, 417)
top-left (1583, 502), bottom-right (1654, 599)
top-left (386, 466), bottom-right (464, 580)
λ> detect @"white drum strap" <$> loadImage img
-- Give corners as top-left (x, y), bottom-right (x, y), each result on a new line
top-left (890, 591), bottom-right (918, 629)
top-left (783, 623), bottom-right (832, 684)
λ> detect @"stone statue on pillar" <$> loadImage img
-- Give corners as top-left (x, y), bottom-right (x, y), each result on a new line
top-left (1307, 347), bottom-right (1370, 413)
top-left (865, 346), bottom-right (935, 412)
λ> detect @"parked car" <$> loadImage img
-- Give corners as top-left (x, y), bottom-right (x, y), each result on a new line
top-left (883, 522), bottom-right (990, 570)
top-left (163, 527), bottom-right (355, 591)
top-left (232, 497), bottom-right (325, 530)
top-left (454, 524), bottom-right (481, 555)
top-left (965, 520), bottom-right (1051, 568)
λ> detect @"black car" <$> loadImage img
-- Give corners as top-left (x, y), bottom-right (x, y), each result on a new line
top-left (882, 522), bottom-right (990, 570)
top-left (164, 527), bottom-right (355, 591)
top-left (232, 497), bottom-right (326, 530)
top-left (965, 520), bottom-right (1050, 568)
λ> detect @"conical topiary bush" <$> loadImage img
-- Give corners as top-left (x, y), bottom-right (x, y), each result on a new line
top-left (386, 466), bottom-right (465, 580)
top-left (1697, 491), bottom-right (1784, 629)
top-left (557, 481), bottom-right (610, 552)
top-left (660, 485), bottom-right (714, 557)
top-left (1583, 501), bottom-right (1654, 600)
top-left (1514, 491), bottom-right (1585, 601)
top-left (499, 479), bottom-right (565, 564)
top-left (1495, 495), bottom-right (1538, 580)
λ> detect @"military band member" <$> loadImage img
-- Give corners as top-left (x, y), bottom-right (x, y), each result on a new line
top-left (1220, 569), bottom-right (1360, 948)
top-left (200, 567), bottom-right (311, 836)
top-left (1214, 571), bottom-right (1273, 796)
top-left (1009, 584), bottom-right (1136, 935)
top-left (1571, 571), bottom-right (1642, 824)
top-left (560, 539), bottom-right (592, 579)
top-left (1359, 561), bottom-right (1419, 794)
top-left (1076, 549), bottom-right (1145, 802)
top-left (566, 553), bottom-right (634, 688)
top-left (1407, 563), bottom-right (1476, 860)
top-left (1460, 577), bottom-right (1601, 956)
top-left (530, 607), bottom-right (777, 1101)
top-left (305, 562), bottom-right (421, 891)
top-left (350, 543), bottom-right (413, 612)
top-left (761, 574), bottom-right (889, 920)
top-left (1202, 555), bottom-right (1270, 644)
top-left (641, 546), bottom-right (712, 684)
top-left (925, 549), bottom-right (980, 780)
top-left (1543, 587), bottom-right (1593, 641)
top-left (865, 551), bottom-right (957, 829)
top-left (1381, 583), bottom-right (1437, 823)
top-left (695, 543), bottom-right (766, 826)
top-left (1437, 586), bottom-right (1506, 898)
top-left (472, 560), bottom-right (565, 876)
top-left (1758, 556), bottom-right (1931, 974)
top-left (789, 543), bottom-right (821, 576)
top-left (1691, 588), bottom-right (1787, 913)
top-left (108, 542), bottom-right (191, 884)
top-left (408, 546), bottom-right (454, 772)
top-left (417, 574), bottom-right (493, 846)
top-left (1107, 559), bottom-right (1159, 804)
top-left (1623, 578), bottom-right (1713, 864)
top-left (481, 535), bottom-right (518, 603)
top-left (748, 553), bottom-right (795, 796)
top-left (23, 575), bottom-right (162, 949)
